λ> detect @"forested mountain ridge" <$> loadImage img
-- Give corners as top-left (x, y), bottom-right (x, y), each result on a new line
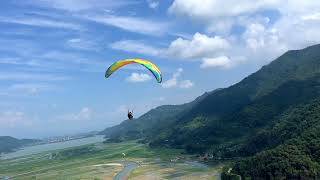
top-left (149, 44), bottom-right (320, 152)
top-left (231, 98), bottom-right (320, 179)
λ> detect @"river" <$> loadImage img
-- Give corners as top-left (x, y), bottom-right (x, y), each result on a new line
top-left (114, 162), bottom-right (139, 180)
top-left (0, 135), bottom-right (105, 160)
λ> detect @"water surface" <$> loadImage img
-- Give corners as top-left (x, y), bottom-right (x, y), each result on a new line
top-left (1, 135), bottom-right (105, 160)
top-left (114, 162), bottom-right (139, 180)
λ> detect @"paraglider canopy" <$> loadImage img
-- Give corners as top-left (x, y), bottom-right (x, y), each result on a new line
top-left (105, 58), bottom-right (161, 121)
top-left (105, 59), bottom-right (162, 83)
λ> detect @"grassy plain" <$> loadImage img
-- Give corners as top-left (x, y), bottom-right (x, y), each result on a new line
top-left (0, 141), bottom-right (222, 179)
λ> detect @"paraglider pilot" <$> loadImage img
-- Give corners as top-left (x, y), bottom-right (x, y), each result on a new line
top-left (128, 110), bottom-right (133, 120)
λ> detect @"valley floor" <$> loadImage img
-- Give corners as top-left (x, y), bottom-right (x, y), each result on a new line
top-left (0, 141), bottom-right (223, 179)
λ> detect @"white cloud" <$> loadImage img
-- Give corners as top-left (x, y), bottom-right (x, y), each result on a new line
top-left (110, 40), bottom-right (161, 56)
top-left (166, 0), bottom-right (320, 67)
top-left (170, 32), bottom-right (193, 39)
top-left (161, 68), bottom-right (182, 88)
top-left (279, 1), bottom-right (320, 14)
top-left (78, 107), bottom-right (92, 119)
top-left (174, 68), bottom-right (183, 78)
top-left (0, 16), bottom-right (82, 30)
top-left (162, 68), bottom-right (194, 89)
top-left (205, 18), bottom-right (235, 34)
top-left (116, 105), bottom-right (129, 114)
top-left (0, 57), bottom-right (41, 66)
top-left (95, 1), bottom-right (320, 71)
top-left (147, 0), bottom-right (159, 9)
top-left (109, 33), bottom-right (235, 69)
top-left (169, 0), bottom-right (279, 19)
top-left (85, 14), bottom-right (169, 36)
top-left (0, 72), bottom-right (70, 81)
top-left (166, 33), bottom-right (230, 59)
top-left (27, 0), bottom-right (137, 12)
top-left (57, 107), bottom-right (92, 121)
top-left (127, 73), bottom-right (152, 82)
top-left (168, 1), bottom-right (320, 42)
top-left (179, 80), bottom-right (194, 88)
top-left (41, 51), bottom-right (104, 65)
top-left (0, 111), bottom-right (32, 128)
top-left (153, 97), bottom-right (165, 101)
top-left (274, 15), bottom-right (320, 49)
top-left (200, 56), bottom-right (232, 69)
top-left (66, 38), bottom-right (99, 51)
top-left (161, 77), bottom-right (178, 88)
top-left (243, 23), bottom-right (273, 51)
top-left (236, 13), bottom-right (320, 64)
top-left (9, 83), bottom-right (58, 95)
top-left (301, 12), bottom-right (320, 21)
top-left (239, 22), bottom-right (288, 62)
top-left (0, 38), bottom-right (101, 72)
top-left (196, 0), bottom-right (320, 17)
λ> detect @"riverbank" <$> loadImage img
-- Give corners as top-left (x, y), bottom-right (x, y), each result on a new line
top-left (0, 135), bottom-right (105, 160)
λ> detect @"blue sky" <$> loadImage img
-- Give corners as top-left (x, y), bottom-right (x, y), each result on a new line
top-left (1, 0), bottom-right (320, 138)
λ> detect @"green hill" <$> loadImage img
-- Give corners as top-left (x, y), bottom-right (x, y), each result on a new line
top-left (100, 90), bottom-right (218, 142)
top-left (0, 136), bottom-right (39, 154)
top-left (231, 98), bottom-right (320, 179)
top-left (149, 44), bottom-right (320, 153)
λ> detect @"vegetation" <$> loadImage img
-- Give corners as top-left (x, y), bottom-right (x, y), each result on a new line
top-left (102, 44), bottom-right (320, 178)
top-left (149, 44), bottom-right (320, 153)
top-left (0, 136), bottom-right (39, 154)
top-left (231, 99), bottom-right (320, 179)
top-left (100, 90), bottom-right (216, 141)
top-left (0, 141), bottom-right (219, 179)
top-left (54, 145), bottom-right (101, 159)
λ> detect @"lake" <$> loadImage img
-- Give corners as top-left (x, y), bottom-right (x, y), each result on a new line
top-left (0, 135), bottom-right (105, 160)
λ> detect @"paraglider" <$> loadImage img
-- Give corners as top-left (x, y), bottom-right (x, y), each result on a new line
top-left (105, 59), bottom-right (162, 120)
top-left (127, 110), bottom-right (133, 120)
top-left (122, 152), bottom-right (126, 162)
top-left (105, 59), bottom-right (162, 83)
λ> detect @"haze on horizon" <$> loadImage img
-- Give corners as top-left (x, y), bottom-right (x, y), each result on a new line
top-left (1, 0), bottom-right (320, 138)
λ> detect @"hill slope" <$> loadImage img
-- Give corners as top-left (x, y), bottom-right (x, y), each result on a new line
top-left (149, 44), bottom-right (320, 153)
top-left (231, 98), bottom-right (320, 179)
top-left (0, 136), bottom-right (38, 154)
top-left (100, 90), bottom-right (218, 141)
top-left (102, 44), bottom-right (320, 178)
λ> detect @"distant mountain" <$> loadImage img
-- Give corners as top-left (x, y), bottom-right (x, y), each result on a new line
top-left (102, 44), bottom-right (320, 178)
top-left (0, 136), bottom-right (39, 154)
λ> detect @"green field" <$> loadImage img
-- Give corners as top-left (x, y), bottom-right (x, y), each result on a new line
top-left (0, 141), bottom-right (223, 179)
